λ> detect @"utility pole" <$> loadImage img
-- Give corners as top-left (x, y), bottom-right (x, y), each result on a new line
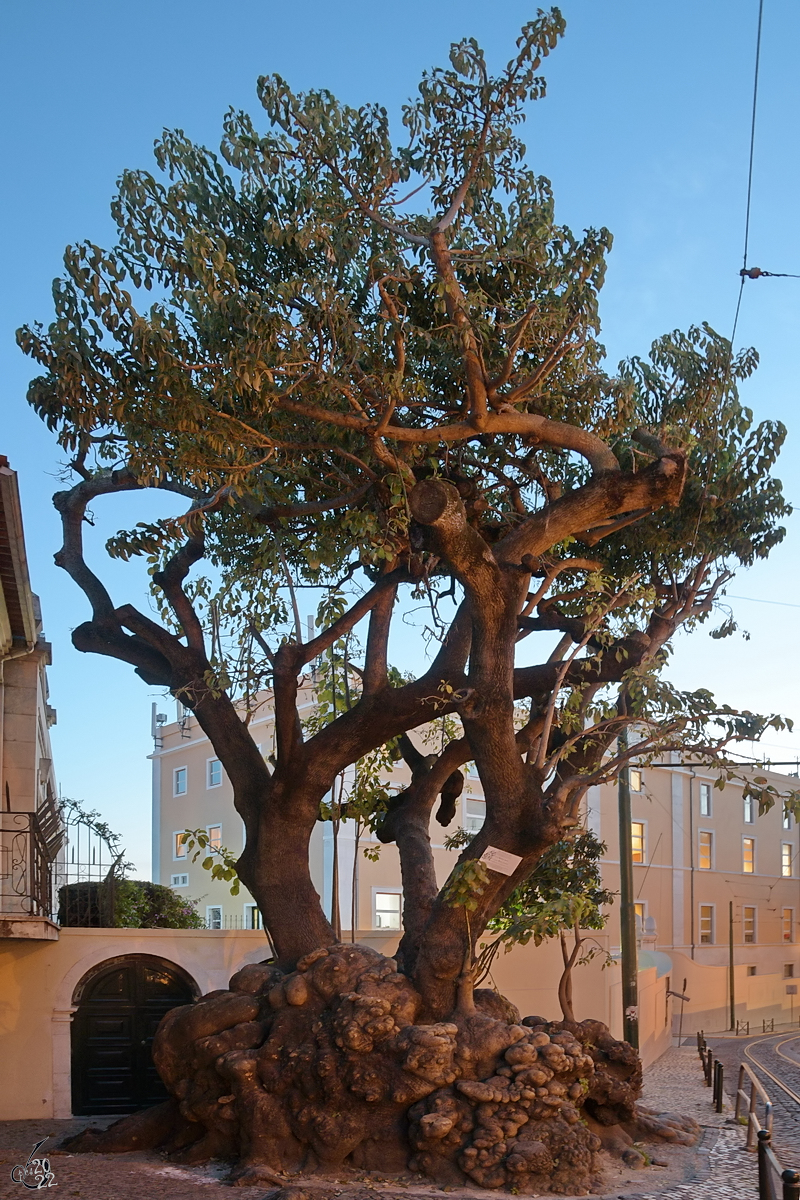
top-left (618, 732), bottom-right (639, 1048)
top-left (729, 900), bottom-right (736, 1030)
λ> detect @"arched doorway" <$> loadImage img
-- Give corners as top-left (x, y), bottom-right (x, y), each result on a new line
top-left (71, 955), bottom-right (198, 1115)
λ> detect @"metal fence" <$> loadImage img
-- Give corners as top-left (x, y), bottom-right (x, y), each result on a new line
top-left (204, 911), bottom-right (264, 930)
top-left (56, 812), bottom-right (121, 926)
top-left (734, 1061), bottom-right (800, 1199)
top-left (0, 812), bottom-right (53, 916)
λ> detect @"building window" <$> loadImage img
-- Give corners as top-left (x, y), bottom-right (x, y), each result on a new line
top-left (173, 766), bottom-right (187, 796)
top-left (699, 831), bottom-right (713, 870)
top-left (208, 759), bottom-right (222, 788)
top-left (747, 964), bottom-right (756, 976)
top-left (634, 902), bottom-right (646, 922)
top-left (743, 838), bottom-right (755, 874)
top-left (173, 831), bottom-right (187, 860)
top-left (207, 824), bottom-right (222, 851)
top-left (699, 905), bottom-right (714, 944)
top-left (785, 964), bottom-right (795, 979)
top-left (171, 873), bottom-right (189, 887)
top-left (629, 768), bottom-right (642, 792)
top-left (206, 906), bottom-right (223, 930)
top-left (243, 904), bottom-right (262, 930)
top-left (783, 908), bottom-right (794, 943)
top-left (464, 797), bottom-right (485, 832)
top-left (782, 844), bottom-right (794, 878)
top-left (744, 795), bottom-right (754, 824)
top-left (699, 783), bottom-right (711, 817)
top-left (631, 822), bottom-right (645, 864)
top-left (784, 808), bottom-right (792, 831)
top-left (374, 890), bottom-right (402, 930)
top-left (743, 906), bottom-right (756, 944)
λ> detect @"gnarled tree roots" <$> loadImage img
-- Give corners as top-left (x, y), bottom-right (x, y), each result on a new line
top-left (63, 945), bottom-right (699, 1196)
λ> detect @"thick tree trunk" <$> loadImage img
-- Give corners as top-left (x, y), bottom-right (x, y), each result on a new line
top-left (62, 944), bottom-right (702, 1193)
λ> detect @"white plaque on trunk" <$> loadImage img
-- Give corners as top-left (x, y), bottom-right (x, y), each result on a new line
top-left (480, 846), bottom-right (522, 875)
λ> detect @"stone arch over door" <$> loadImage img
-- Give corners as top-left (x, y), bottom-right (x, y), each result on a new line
top-left (70, 954), bottom-right (198, 1116)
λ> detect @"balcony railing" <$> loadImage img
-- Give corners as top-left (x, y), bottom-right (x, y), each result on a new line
top-left (0, 812), bottom-right (53, 917)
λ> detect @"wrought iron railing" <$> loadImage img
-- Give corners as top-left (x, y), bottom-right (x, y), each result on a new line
top-left (0, 812), bottom-right (53, 917)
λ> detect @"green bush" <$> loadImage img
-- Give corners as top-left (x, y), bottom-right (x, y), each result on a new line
top-left (114, 879), bottom-right (205, 928)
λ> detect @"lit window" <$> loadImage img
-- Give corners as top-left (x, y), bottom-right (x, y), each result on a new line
top-left (743, 906), bottom-right (756, 944)
top-left (744, 795), bottom-right (754, 824)
top-left (783, 909), bottom-right (794, 943)
top-left (630, 768), bottom-right (642, 792)
top-left (207, 824), bottom-right (222, 851)
top-left (634, 902), bottom-right (646, 922)
top-left (699, 783), bottom-right (711, 817)
top-left (207, 906), bottom-right (223, 930)
top-left (784, 809), bottom-right (792, 831)
top-left (208, 759), bottom-right (222, 788)
top-left (374, 891), bottom-right (402, 930)
top-left (243, 904), bottom-right (262, 930)
top-left (464, 798), bottom-right (485, 832)
top-left (631, 822), bottom-right (645, 864)
top-left (700, 905), bottom-right (714, 944)
top-left (171, 873), bottom-right (188, 887)
top-left (173, 832), bottom-right (187, 859)
top-left (783, 844), bottom-right (793, 878)
top-left (174, 767), bottom-right (187, 796)
top-left (785, 964), bottom-right (795, 979)
top-left (699, 831), bottom-right (713, 870)
top-left (743, 838), bottom-right (755, 874)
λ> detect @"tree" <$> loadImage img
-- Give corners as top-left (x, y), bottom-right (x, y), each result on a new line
top-left (24, 10), bottom-right (793, 1189)
top-left (468, 829), bottom-right (615, 1023)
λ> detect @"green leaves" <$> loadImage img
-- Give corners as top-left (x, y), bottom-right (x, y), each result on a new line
top-left (488, 830), bottom-right (613, 948)
top-left (442, 858), bottom-right (491, 912)
top-left (181, 829), bottom-right (241, 895)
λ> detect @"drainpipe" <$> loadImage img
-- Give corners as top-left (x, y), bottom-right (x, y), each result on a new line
top-left (618, 731), bottom-right (639, 1049)
top-left (689, 768), bottom-right (695, 960)
top-left (729, 899), bottom-right (736, 1030)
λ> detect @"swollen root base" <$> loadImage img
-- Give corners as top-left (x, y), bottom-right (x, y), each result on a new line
top-left (62, 945), bottom-right (700, 1196)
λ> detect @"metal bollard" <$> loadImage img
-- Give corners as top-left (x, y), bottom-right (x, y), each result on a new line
top-left (714, 1061), bottom-right (724, 1113)
top-left (783, 1167), bottom-right (800, 1200)
top-left (705, 1049), bottom-right (714, 1086)
top-left (759, 1128), bottom-right (772, 1200)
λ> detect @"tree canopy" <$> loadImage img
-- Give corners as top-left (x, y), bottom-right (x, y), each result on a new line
top-left (18, 8), bottom-right (792, 1015)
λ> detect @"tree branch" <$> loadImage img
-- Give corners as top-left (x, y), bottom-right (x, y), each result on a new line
top-left (497, 451), bottom-right (687, 566)
top-left (361, 576), bottom-right (398, 696)
top-left (152, 532), bottom-right (206, 653)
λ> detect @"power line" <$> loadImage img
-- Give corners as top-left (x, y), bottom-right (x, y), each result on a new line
top-left (737, 3), bottom-right (800, 289)
top-left (726, 594), bottom-right (800, 610)
top-left (729, 0), bottom-right (766, 349)
top-left (693, 5), bottom-right (769, 554)
top-left (742, 0), bottom-right (764, 274)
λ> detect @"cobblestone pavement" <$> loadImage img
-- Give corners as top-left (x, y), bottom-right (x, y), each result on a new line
top-left (708, 1029), bottom-right (800, 1174)
top-left (589, 1045), bottom-right (757, 1200)
top-left (0, 1047), bottom-right (759, 1200)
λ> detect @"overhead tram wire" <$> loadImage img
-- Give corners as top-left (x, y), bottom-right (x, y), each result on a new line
top-left (737, 0), bottom-right (800, 296)
top-left (692, 2), bottom-right (795, 573)
top-left (728, 0), bottom-right (764, 353)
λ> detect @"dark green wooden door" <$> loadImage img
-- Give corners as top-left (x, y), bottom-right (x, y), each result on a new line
top-left (71, 958), bottom-right (194, 1115)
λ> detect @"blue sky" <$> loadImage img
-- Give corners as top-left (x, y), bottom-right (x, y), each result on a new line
top-left (2, 1), bottom-right (799, 875)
